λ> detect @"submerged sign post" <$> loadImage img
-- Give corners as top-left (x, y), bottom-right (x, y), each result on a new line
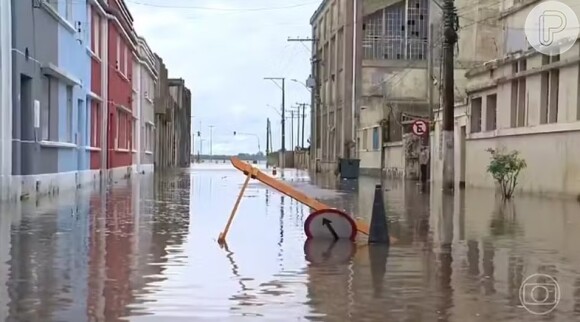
top-left (304, 209), bottom-right (357, 241)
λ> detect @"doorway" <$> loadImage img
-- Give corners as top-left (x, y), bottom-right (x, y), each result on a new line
top-left (459, 126), bottom-right (466, 188)
top-left (77, 99), bottom-right (84, 169)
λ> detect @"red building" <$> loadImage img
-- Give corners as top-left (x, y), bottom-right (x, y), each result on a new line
top-left (89, 0), bottom-right (136, 173)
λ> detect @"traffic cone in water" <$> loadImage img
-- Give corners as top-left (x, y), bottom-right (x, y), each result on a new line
top-left (369, 184), bottom-right (390, 244)
top-left (272, 166), bottom-right (277, 176)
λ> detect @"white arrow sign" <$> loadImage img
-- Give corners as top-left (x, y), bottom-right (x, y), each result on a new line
top-left (304, 209), bottom-right (357, 241)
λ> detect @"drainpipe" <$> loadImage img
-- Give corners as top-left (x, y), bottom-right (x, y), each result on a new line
top-left (351, 0), bottom-right (358, 159)
top-left (101, 10), bottom-right (109, 176)
top-left (0, 0), bottom-right (13, 201)
top-left (135, 58), bottom-right (142, 174)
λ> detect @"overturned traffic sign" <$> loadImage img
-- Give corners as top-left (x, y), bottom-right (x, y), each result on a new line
top-left (304, 208), bottom-right (357, 241)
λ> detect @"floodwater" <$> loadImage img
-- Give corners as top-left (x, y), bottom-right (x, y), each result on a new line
top-left (1, 163), bottom-right (580, 321)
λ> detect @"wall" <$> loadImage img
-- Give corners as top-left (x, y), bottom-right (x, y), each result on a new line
top-left (106, 18), bottom-right (134, 171)
top-left (153, 54), bottom-right (170, 169)
top-left (11, 1), bottom-right (59, 199)
top-left (89, 4), bottom-right (105, 171)
top-left (0, 0), bottom-right (13, 201)
top-left (137, 38), bottom-right (156, 171)
top-left (310, 0), bottom-right (356, 172)
top-left (56, 0), bottom-right (91, 175)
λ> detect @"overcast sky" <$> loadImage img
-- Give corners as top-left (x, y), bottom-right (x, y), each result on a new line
top-left (127, 0), bottom-right (318, 155)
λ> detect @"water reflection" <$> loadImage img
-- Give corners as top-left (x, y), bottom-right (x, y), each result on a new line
top-left (1, 166), bottom-right (580, 321)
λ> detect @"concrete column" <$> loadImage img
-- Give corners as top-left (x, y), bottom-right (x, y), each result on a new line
top-left (0, 0), bottom-right (13, 201)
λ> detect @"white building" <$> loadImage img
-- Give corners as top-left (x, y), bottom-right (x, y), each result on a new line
top-left (0, 0), bottom-right (12, 201)
top-left (432, 0), bottom-right (580, 197)
top-left (133, 36), bottom-right (157, 174)
top-left (357, 0), bottom-right (500, 176)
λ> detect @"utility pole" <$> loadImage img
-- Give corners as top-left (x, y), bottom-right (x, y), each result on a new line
top-left (442, 0), bottom-right (458, 191)
top-left (266, 118), bottom-right (270, 168)
top-left (427, 23), bottom-right (435, 183)
top-left (301, 103), bottom-right (306, 148)
top-left (209, 125), bottom-right (214, 163)
top-left (288, 36), bottom-right (317, 159)
top-left (264, 77), bottom-right (286, 168)
top-left (290, 110), bottom-right (295, 150)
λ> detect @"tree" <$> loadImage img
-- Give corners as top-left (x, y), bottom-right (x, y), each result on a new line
top-left (486, 148), bottom-right (527, 200)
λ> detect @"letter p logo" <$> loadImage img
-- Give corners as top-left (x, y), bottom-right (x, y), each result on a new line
top-left (538, 10), bottom-right (567, 46)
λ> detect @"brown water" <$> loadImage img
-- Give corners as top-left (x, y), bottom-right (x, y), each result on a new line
top-left (1, 164), bottom-right (580, 321)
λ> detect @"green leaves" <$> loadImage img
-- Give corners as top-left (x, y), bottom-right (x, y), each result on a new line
top-left (486, 148), bottom-right (527, 200)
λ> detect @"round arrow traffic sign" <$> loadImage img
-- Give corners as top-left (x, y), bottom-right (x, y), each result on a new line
top-left (411, 119), bottom-right (428, 136)
top-left (304, 208), bottom-right (357, 241)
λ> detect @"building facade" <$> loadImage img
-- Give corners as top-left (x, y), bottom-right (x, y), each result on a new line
top-left (431, 0), bottom-right (580, 197)
top-left (0, 0), bottom-right (193, 202)
top-left (134, 36), bottom-right (157, 173)
top-left (10, 0), bottom-right (92, 201)
top-left (309, 0), bottom-right (500, 177)
top-left (103, 0), bottom-right (136, 180)
top-left (88, 0), bottom-right (107, 173)
top-left (309, 0), bottom-right (356, 173)
top-left (168, 78), bottom-right (192, 167)
top-left (153, 54), bottom-right (171, 169)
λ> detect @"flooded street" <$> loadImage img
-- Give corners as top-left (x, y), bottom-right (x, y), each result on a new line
top-left (1, 163), bottom-right (580, 321)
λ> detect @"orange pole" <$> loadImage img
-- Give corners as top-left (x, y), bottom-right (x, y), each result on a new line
top-left (218, 170), bottom-right (253, 244)
top-left (230, 157), bottom-right (369, 235)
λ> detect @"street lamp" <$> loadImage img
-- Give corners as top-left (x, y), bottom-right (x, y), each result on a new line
top-left (290, 78), bottom-right (313, 92)
top-left (233, 131), bottom-right (261, 154)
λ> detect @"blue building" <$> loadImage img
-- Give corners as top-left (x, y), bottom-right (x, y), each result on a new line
top-left (10, 0), bottom-right (93, 201)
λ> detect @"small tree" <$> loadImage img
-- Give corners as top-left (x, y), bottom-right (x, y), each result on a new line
top-left (486, 148), bottom-right (527, 200)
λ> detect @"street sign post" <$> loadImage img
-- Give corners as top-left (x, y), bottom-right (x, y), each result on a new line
top-left (304, 208), bottom-right (358, 241)
top-left (411, 119), bottom-right (428, 136)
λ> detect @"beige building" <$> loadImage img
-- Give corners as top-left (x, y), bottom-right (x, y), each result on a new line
top-left (310, 0), bottom-right (356, 173)
top-left (310, 0), bottom-right (499, 176)
top-left (432, 0), bottom-right (580, 197)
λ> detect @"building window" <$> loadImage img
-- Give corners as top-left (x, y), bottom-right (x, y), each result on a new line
top-left (116, 110), bottom-right (130, 149)
top-left (362, 0), bottom-right (429, 60)
top-left (486, 94), bottom-right (497, 131)
top-left (510, 60), bottom-right (527, 127)
top-left (91, 101), bottom-right (100, 147)
top-left (92, 12), bottom-right (100, 57)
top-left (539, 54), bottom-right (560, 124)
top-left (42, 76), bottom-right (53, 141)
top-left (372, 127), bottom-right (380, 151)
top-left (362, 129), bottom-right (368, 150)
top-left (470, 97), bottom-right (482, 133)
top-left (145, 123), bottom-right (154, 151)
top-left (123, 46), bottom-right (128, 76)
top-left (66, 85), bottom-right (74, 143)
top-left (65, 0), bottom-right (73, 21)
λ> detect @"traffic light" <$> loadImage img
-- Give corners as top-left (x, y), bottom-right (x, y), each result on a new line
top-left (233, 131), bottom-right (237, 135)
top-left (197, 131), bottom-right (201, 137)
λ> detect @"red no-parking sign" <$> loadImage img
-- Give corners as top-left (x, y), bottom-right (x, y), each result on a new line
top-left (411, 119), bottom-right (428, 136)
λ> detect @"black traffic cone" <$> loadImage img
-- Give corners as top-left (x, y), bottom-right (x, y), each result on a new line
top-left (368, 184), bottom-right (390, 244)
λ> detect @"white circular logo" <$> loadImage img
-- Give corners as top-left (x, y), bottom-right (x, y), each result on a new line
top-left (519, 273), bottom-right (561, 315)
top-left (525, 1), bottom-right (579, 56)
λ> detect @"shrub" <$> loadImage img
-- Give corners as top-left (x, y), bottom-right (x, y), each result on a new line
top-left (486, 148), bottom-right (527, 200)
